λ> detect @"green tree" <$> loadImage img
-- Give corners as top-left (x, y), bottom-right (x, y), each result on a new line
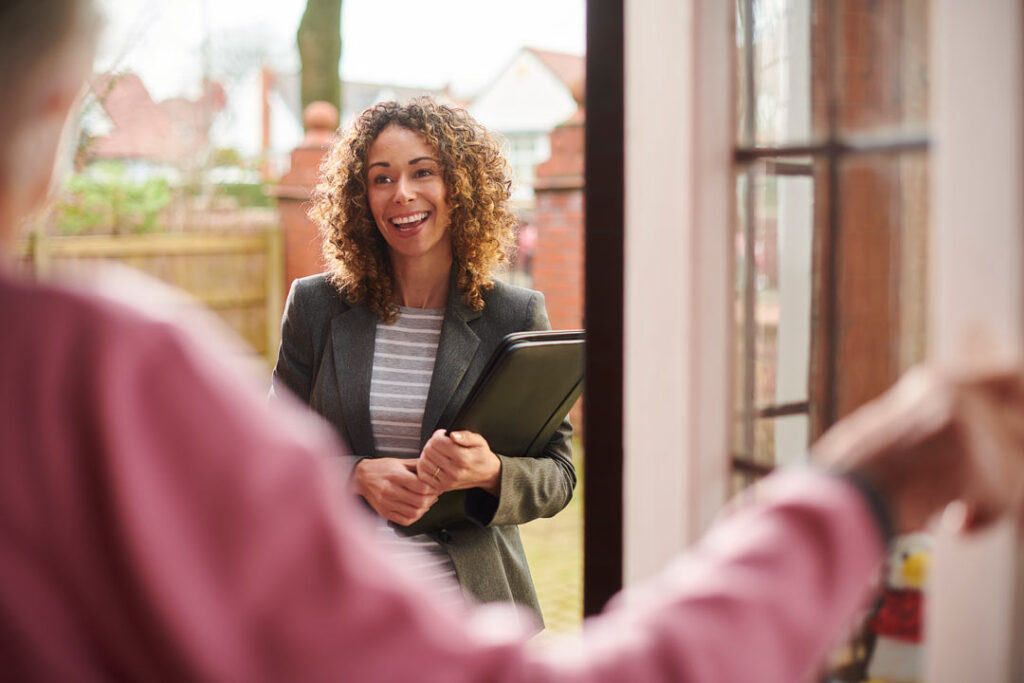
top-left (297, 0), bottom-right (343, 112)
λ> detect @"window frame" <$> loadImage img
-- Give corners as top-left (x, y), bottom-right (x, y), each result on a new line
top-left (588, 6), bottom-right (1022, 675)
top-left (926, 0), bottom-right (1024, 679)
top-left (732, 0), bottom-right (930, 479)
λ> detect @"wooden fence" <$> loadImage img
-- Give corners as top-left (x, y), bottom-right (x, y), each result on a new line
top-left (17, 229), bottom-right (285, 367)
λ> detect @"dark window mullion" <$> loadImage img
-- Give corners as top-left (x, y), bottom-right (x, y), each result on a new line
top-left (734, 135), bottom-right (929, 162)
top-left (741, 166), bottom-right (758, 460)
top-left (583, 0), bottom-right (624, 618)
top-left (731, 456), bottom-right (775, 477)
top-left (822, 0), bottom-right (841, 430)
top-left (754, 401), bottom-right (810, 419)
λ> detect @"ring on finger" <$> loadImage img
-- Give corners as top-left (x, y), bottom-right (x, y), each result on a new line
top-left (432, 465), bottom-right (441, 480)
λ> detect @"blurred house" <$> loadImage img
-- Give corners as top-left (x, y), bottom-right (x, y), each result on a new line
top-left (235, 69), bottom-right (453, 180)
top-left (465, 48), bottom-right (586, 329)
top-left (82, 73), bottom-right (227, 180)
top-left (469, 47), bottom-right (584, 203)
top-left (343, 80), bottom-right (461, 127)
top-left (269, 72), bottom-right (455, 131)
top-left (213, 50), bottom-right (582, 191)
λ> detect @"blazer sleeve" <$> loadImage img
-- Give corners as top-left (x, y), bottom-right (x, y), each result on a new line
top-left (271, 278), bottom-right (314, 405)
top-left (467, 290), bottom-right (577, 528)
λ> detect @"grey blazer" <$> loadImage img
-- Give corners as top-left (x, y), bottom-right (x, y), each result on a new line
top-left (271, 272), bottom-right (576, 623)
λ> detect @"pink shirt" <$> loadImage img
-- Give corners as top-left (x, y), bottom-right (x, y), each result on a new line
top-left (0, 272), bottom-right (884, 682)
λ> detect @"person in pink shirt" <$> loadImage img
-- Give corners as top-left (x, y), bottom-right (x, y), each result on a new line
top-left (1, 1), bottom-right (1023, 681)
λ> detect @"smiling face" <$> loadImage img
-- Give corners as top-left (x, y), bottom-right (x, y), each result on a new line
top-left (365, 124), bottom-right (453, 271)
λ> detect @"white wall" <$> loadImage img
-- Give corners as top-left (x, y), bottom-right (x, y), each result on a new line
top-left (622, 0), bottom-right (732, 584)
top-left (927, 0), bottom-right (1024, 679)
top-left (468, 50), bottom-right (578, 134)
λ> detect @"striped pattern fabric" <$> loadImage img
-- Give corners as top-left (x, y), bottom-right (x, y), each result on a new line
top-left (369, 306), bottom-right (443, 457)
top-left (369, 306), bottom-right (463, 605)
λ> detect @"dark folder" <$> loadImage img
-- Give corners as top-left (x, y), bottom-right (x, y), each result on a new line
top-left (397, 329), bottom-right (585, 535)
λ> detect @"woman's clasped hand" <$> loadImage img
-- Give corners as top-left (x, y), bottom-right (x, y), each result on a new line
top-left (416, 429), bottom-right (503, 497)
top-left (351, 457), bottom-right (439, 527)
top-left (352, 429), bottom-right (503, 526)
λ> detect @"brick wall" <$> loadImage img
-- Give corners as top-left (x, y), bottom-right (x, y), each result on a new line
top-left (533, 188), bottom-right (584, 330)
top-left (533, 112), bottom-right (585, 331)
top-left (272, 102), bottom-right (338, 289)
top-left (533, 111), bottom-right (586, 429)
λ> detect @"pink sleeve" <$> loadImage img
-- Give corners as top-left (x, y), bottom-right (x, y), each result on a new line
top-left (67, 315), bottom-right (526, 681)
top-left (72, 317), bottom-right (884, 682)
top-left (527, 471), bottom-right (886, 682)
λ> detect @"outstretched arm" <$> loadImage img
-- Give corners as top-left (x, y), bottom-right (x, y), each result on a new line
top-left (78, 318), bottom-right (1024, 682)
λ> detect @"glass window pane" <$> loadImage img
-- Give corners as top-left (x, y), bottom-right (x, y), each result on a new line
top-left (736, 0), bottom-right (817, 146)
top-left (834, 152), bottom-right (929, 417)
top-left (755, 161), bottom-right (814, 408)
top-left (734, 169), bottom-right (752, 455)
top-left (734, 158), bottom-right (815, 459)
top-left (755, 413), bottom-right (810, 467)
top-left (731, 412), bottom-right (810, 495)
top-left (836, 0), bottom-right (929, 136)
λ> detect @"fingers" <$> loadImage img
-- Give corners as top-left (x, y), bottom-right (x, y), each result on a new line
top-left (380, 496), bottom-right (440, 527)
top-left (369, 481), bottom-right (439, 526)
top-left (962, 505), bottom-right (1003, 533)
top-left (418, 440), bottom-right (468, 489)
top-left (449, 430), bottom-right (487, 448)
top-left (956, 385), bottom-right (1024, 515)
top-left (422, 430), bottom-right (461, 460)
top-left (417, 431), bottom-right (459, 487)
top-left (356, 457), bottom-right (440, 516)
top-left (393, 463), bottom-right (440, 496)
top-left (422, 429), bottom-right (488, 455)
top-left (817, 361), bottom-right (1024, 534)
top-left (417, 459), bottom-right (448, 490)
top-left (925, 366), bottom-right (1024, 529)
top-left (418, 429), bottom-right (501, 495)
top-left (403, 459), bottom-right (437, 491)
top-left (940, 352), bottom-right (1024, 389)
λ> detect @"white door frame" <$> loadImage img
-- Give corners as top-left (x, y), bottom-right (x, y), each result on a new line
top-left (927, 1), bottom-right (1023, 680)
top-left (622, 2), bottom-right (1023, 678)
top-left (621, 0), bottom-right (733, 583)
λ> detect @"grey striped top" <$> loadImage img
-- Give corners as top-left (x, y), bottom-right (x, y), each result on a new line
top-left (368, 306), bottom-right (463, 605)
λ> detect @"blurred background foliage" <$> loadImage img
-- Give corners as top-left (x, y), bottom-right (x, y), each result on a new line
top-left (56, 162), bottom-right (172, 235)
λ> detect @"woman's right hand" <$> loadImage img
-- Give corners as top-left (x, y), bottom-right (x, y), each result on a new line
top-left (352, 458), bottom-right (441, 526)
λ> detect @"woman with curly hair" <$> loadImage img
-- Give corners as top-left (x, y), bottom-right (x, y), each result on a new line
top-left (271, 97), bottom-right (575, 626)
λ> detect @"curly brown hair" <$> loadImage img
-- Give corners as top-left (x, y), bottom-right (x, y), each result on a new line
top-left (310, 97), bottom-right (518, 321)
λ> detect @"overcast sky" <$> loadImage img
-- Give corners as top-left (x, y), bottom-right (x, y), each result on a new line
top-left (95, 0), bottom-right (586, 100)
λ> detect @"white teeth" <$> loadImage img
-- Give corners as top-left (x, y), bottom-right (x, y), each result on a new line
top-left (392, 212), bottom-right (428, 226)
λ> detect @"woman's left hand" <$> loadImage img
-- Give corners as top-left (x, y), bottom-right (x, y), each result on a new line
top-left (417, 429), bottom-right (502, 496)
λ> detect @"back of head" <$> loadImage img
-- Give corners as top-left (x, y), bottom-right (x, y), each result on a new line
top-left (0, 0), bottom-right (98, 237)
top-left (0, 0), bottom-right (98, 170)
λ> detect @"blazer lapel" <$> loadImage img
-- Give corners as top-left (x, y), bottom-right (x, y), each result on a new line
top-left (420, 287), bottom-right (481, 442)
top-left (330, 304), bottom-right (377, 457)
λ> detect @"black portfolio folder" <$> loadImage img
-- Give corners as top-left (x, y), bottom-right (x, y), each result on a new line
top-left (397, 329), bottom-right (585, 535)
